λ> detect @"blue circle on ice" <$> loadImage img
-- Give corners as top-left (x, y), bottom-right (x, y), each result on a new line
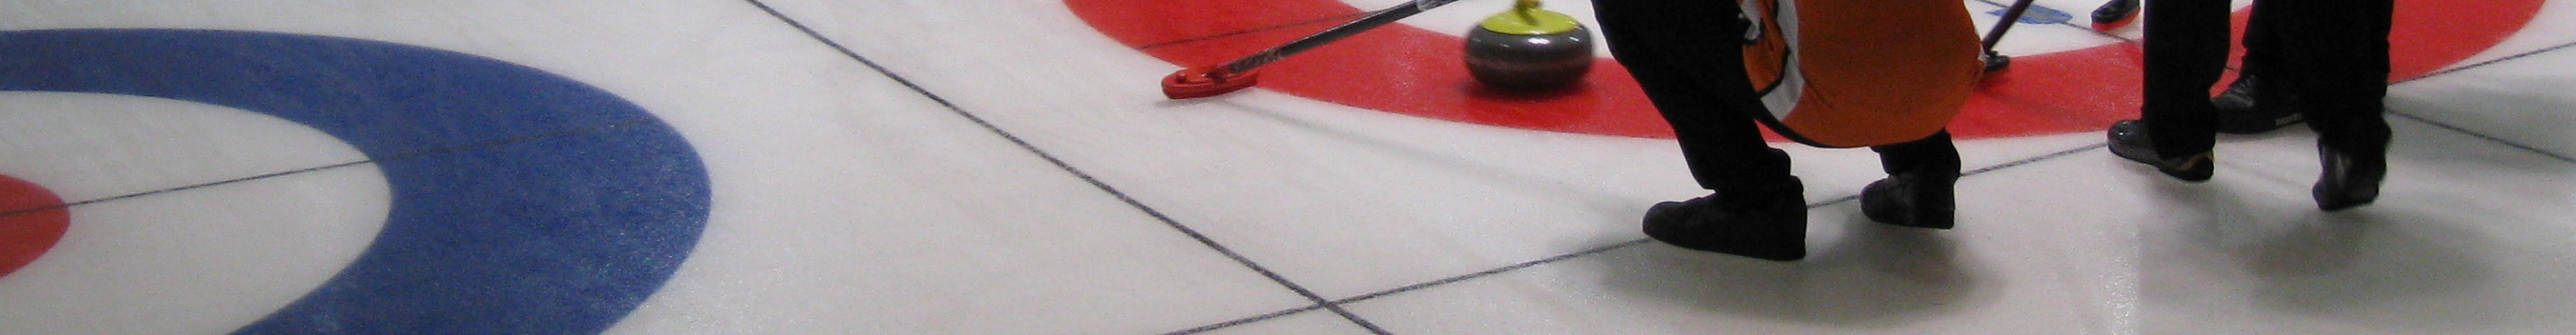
top-left (1990, 5), bottom-right (2076, 25)
top-left (0, 29), bottom-right (710, 334)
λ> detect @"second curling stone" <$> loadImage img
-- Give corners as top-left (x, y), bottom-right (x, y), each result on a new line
top-left (1464, 0), bottom-right (1594, 90)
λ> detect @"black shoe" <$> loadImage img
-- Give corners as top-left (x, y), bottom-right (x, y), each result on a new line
top-left (2313, 144), bottom-right (2385, 211)
top-left (2108, 120), bottom-right (2215, 182)
top-left (1862, 170), bottom-right (1958, 229)
top-left (2213, 75), bottom-right (2306, 134)
top-left (2093, 0), bottom-right (2141, 27)
top-left (1642, 177), bottom-right (1807, 261)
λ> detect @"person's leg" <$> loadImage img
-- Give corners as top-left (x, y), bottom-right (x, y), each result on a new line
top-left (1862, 131), bottom-right (1961, 229)
top-left (1596, 0), bottom-right (1785, 192)
top-left (1595, 0), bottom-right (1804, 260)
top-left (2262, 0), bottom-right (2392, 209)
top-left (2110, 0), bottom-right (2231, 181)
top-left (2211, 2), bottom-right (2310, 134)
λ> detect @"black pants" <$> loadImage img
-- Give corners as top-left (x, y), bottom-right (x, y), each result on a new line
top-left (2143, 0), bottom-right (2393, 157)
top-left (1593, 0), bottom-right (1960, 195)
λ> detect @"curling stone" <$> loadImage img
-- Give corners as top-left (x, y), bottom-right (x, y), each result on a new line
top-left (1464, 0), bottom-right (1594, 90)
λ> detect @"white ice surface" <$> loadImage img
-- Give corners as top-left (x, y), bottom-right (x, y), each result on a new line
top-left (0, 94), bottom-right (388, 334)
top-left (0, 0), bottom-right (2568, 334)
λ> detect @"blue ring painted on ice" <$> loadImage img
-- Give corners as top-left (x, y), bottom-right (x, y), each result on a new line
top-left (0, 30), bottom-right (710, 334)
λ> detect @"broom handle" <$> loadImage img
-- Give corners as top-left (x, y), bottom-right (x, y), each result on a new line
top-left (1218, 0), bottom-right (1463, 73)
top-left (1982, 0), bottom-right (2038, 51)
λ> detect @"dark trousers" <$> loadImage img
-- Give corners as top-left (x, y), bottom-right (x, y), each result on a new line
top-left (1593, 0), bottom-right (1960, 195)
top-left (2143, 0), bottom-right (2394, 157)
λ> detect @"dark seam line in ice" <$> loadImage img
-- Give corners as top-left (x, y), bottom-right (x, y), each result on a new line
top-left (2383, 40), bottom-right (2576, 164)
top-left (0, 118), bottom-right (657, 218)
top-left (1329, 238), bottom-right (1656, 305)
top-left (2396, 40), bottom-right (2576, 85)
top-left (2391, 112), bottom-right (2576, 164)
top-left (741, 1), bottom-right (1391, 334)
top-left (1166, 142), bottom-right (2110, 334)
top-left (0, 161), bottom-right (367, 218)
top-left (1968, 143), bottom-right (2112, 176)
top-left (1138, 12), bottom-right (1374, 50)
top-left (1159, 305), bottom-right (1328, 335)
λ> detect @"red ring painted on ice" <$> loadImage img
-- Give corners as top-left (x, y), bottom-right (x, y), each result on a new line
top-left (0, 173), bottom-right (70, 280)
top-left (1068, 0), bottom-right (2541, 140)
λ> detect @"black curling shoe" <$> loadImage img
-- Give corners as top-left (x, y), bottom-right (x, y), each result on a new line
top-left (2314, 144), bottom-right (2386, 211)
top-left (1642, 177), bottom-right (1807, 261)
top-left (1862, 169), bottom-right (1958, 229)
top-left (2108, 120), bottom-right (2215, 182)
top-left (2093, 0), bottom-right (2141, 27)
top-left (2212, 75), bottom-right (2307, 134)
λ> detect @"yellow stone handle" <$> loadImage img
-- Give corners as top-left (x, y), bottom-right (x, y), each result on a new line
top-left (1517, 0), bottom-right (1542, 25)
top-left (1481, 0), bottom-right (1579, 35)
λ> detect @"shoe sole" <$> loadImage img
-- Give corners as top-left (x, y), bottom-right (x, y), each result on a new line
top-left (1861, 179), bottom-right (1955, 229)
top-left (1641, 201), bottom-right (1807, 261)
top-left (2315, 185), bottom-right (2380, 211)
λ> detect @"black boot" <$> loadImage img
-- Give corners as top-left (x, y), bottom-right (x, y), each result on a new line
top-left (2108, 120), bottom-right (2215, 182)
top-left (2093, 0), bottom-right (2142, 28)
top-left (1642, 177), bottom-right (1807, 261)
top-left (1862, 168), bottom-right (1958, 229)
top-left (2313, 143), bottom-right (2385, 210)
top-left (2213, 75), bottom-right (2306, 134)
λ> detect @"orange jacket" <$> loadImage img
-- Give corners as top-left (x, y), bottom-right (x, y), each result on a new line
top-left (1741, 0), bottom-right (1983, 148)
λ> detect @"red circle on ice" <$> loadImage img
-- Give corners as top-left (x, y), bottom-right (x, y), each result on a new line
top-left (1066, 0), bottom-right (2541, 140)
top-left (0, 173), bottom-right (70, 280)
